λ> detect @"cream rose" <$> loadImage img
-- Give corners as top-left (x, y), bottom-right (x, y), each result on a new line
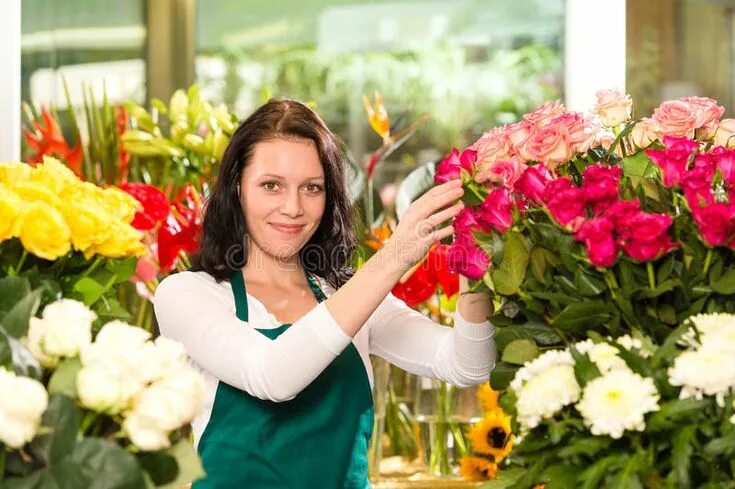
top-left (593, 89), bottom-right (632, 127)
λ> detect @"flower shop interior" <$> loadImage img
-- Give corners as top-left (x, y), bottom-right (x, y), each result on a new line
top-left (1, 0), bottom-right (735, 488)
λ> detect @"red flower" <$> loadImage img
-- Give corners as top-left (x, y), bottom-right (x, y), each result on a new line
top-left (646, 136), bottom-right (699, 188)
top-left (575, 216), bottom-right (618, 267)
top-left (119, 183), bottom-right (170, 231)
top-left (691, 203), bottom-right (735, 248)
top-left (544, 177), bottom-right (587, 231)
top-left (446, 240), bottom-right (490, 281)
top-left (513, 163), bottom-right (553, 204)
top-left (392, 244), bottom-right (460, 306)
top-left (582, 164), bottom-right (622, 215)
top-left (157, 184), bottom-right (204, 272)
top-left (478, 187), bottom-right (514, 233)
top-left (680, 166), bottom-right (715, 208)
top-left (23, 107), bottom-right (83, 176)
top-left (617, 212), bottom-right (675, 262)
top-left (434, 148), bottom-right (477, 183)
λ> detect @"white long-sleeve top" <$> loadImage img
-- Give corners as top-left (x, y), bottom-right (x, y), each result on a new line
top-left (152, 270), bottom-right (496, 447)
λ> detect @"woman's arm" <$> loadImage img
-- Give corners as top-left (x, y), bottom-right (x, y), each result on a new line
top-left (368, 286), bottom-right (496, 387)
top-left (457, 275), bottom-right (494, 322)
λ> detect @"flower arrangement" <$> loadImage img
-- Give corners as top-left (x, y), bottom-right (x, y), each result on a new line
top-left (433, 91), bottom-right (735, 486)
top-left (1, 298), bottom-right (205, 486)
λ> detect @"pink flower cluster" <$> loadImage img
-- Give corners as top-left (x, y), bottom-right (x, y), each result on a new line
top-left (633, 96), bottom-right (725, 147)
top-left (647, 136), bottom-right (735, 248)
top-left (467, 101), bottom-right (600, 174)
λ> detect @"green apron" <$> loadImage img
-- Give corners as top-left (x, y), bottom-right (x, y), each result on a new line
top-left (194, 270), bottom-right (374, 488)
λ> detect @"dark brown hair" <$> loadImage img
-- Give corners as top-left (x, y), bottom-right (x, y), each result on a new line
top-left (190, 99), bottom-right (357, 288)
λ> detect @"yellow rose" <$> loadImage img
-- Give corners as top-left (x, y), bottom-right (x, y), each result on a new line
top-left (30, 157), bottom-right (79, 195)
top-left (0, 184), bottom-right (22, 241)
top-left (102, 187), bottom-right (141, 224)
top-left (18, 202), bottom-right (71, 260)
top-left (0, 162), bottom-right (32, 185)
top-left (11, 181), bottom-right (61, 207)
top-left (58, 189), bottom-right (113, 252)
top-left (85, 221), bottom-right (145, 259)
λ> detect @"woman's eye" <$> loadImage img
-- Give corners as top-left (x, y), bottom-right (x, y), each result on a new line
top-left (262, 181), bottom-right (280, 191)
top-left (305, 184), bottom-right (324, 194)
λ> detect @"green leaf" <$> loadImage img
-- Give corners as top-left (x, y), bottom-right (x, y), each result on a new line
top-left (622, 151), bottom-right (654, 178)
top-left (553, 302), bottom-right (612, 335)
top-left (29, 394), bottom-right (83, 465)
top-left (651, 322), bottom-right (690, 368)
top-left (105, 257), bottom-right (138, 284)
top-left (0, 324), bottom-right (42, 380)
top-left (520, 322), bottom-right (561, 345)
top-left (558, 437), bottom-right (611, 458)
top-left (530, 247), bottom-right (546, 284)
top-left (570, 347), bottom-right (602, 388)
top-left (502, 339), bottom-right (539, 365)
top-left (578, 455), bottom-right (617, 489)
top-left (495, 327), bottom-right (533, 351)
top-left (647, 398), bottom-right (710, 431)
top-left (157, 440), bottom-right (206, 488)
top-left (136, 452), bottom-right (177, 485)
top-left (4, 459), bottom-right (88, 488)
top-left (711, 268), bottom-right (735, 294)
top-left (542, 463), bottom-right (578, 489)
top-left (68, 438), bottom-right (147, 489)
top-left (478, 467), bottom-right (526, 488)
top-left (73, 277), bottom-right (108, 306)
top-left (48, 358), bottom-right (82, 398)
top-left (574, 269), bottom-right (605, 296)
top-left (0, 276), bottom-right (41, 338)
top-left (635, 279), bottom-right (680, 299)
top-left (509, 455), bottom-right (548, 489)
top-left (489, 361), bottom-right (519, 391)
top-left (490, 231), bottom-right (530, 295)
top-left (703, 433), bottom-right (735, 456)
top-left (609, 453), bottom-right (645, 489)
top-left (670, 425), bottom-right (695, 488)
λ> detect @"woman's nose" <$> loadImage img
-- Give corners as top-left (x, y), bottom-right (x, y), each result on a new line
top-left (280, 190), bottom-right (303, 217)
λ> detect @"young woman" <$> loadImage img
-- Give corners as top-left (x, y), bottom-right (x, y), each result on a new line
top-left (153, 99), bottom-right (496, 489)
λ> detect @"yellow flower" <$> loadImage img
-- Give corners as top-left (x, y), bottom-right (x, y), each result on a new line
top-left (468, 410), bottom-right (514, 463)
top-left (30, 156), bottom-right (79, 195)
top-left (0, 161), bottom-right (33, 185)
top-left (102, 187), bottom-right (141, 224)
top-left (58, 187), bottom-right (113, 252)
top-left (0, 184), bottom-right (23, 241)
top-left (363, 91), bottom-right (391, 142)
top-left (459, 456), bottom-right (497, 480)
top-left (477, 382), bottom-right (500, 412)
top-left (85, 221), bottom-right (145, 259)
top-left (11, 180), bottom-right (61, 207)
top-left (18, 201), bottom-right (71, 260)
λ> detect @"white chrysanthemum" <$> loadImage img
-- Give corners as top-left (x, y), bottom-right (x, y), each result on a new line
top-left (510, 350), bottom-right (580, 431)
top-left (0, 367), bottom-right (48, 448)
top-left (614, 334), bottom-right (653, 358)
top-left (510, 349), bottom-right (574, 392)
top-left (668, 344), bottom-right (735, 407)
top-left (515, 364), bottom-right (580, 431)
top-left (40, 299), bottom-right (96, 357)
top-left (576, 369), bottom-right (660, 439)
top-left (680, 313), bottom-right (735, 352)
top-left (574, 340), bottom-right (629, 373)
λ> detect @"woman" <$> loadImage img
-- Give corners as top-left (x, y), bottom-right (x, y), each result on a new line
top-left (153, 99), bottom-right (496, 489)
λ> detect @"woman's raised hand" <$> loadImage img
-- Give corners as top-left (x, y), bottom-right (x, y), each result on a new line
top-left (386, 179), bottom-right (464, 273)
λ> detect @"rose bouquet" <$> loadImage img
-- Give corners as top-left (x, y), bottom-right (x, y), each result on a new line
top-left (0, 298), bottom-right (205, 487)
top-left (433, 91), bottom-right (735, 486)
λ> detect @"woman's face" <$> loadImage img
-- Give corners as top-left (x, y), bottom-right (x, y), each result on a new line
top-left (239, 137), bottom-right (326, 261)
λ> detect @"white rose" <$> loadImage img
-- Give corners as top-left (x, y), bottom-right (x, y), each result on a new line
top-left (593, 89), bottom-right (632, 128)
top-left (0, 367), bottom-right (48, 448)
top-left (77, 367), bottom-right (126, 413)
top-left (24, 317), bottom-right (59, 368)
top-left (714, 119), bottom-right (735, 148)
top-left (40, 299), bottom-right (95, 357)
top-left (123, 412), bottom-right (171, 451)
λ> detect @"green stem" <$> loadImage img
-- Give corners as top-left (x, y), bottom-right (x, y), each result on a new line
top-left (10, 250), bottom-right (28, 276)
top-left (603, 269), bottom-right (619, 300)
top-left (82, 256), bottom-right (104, 278)
top-left (703, 248), bottom-right (713, 276)
top-left (80, 412), bottom-right (99, 435)
top-left (647, 262), bottom-right (656, 290)
top-left (0, 446), bottom-right (5, 478)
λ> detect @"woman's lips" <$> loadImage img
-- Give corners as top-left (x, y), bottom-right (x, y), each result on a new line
top-left (269, 223), bottom-right (305, 235)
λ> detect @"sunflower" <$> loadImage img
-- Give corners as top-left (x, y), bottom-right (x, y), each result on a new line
top-left (477, 382), bottom-right (500, 412)
top-left (458, 456), bottom-right (498, 480)
top-left (468, 410), bottom-right (514, 462)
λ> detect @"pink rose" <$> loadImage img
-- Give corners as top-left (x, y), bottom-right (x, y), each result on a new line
top-left (617, 212), bottom-right (675, 262)
top-left (477, 187), bottom-right (514, 233)
top-left (478, 157), bottom-right (527, 188)
top-left (582, 164), bottom-right (622, 214)
top-left (575, 216), bottom-right (618, 267)
top-left (504, 121), bottom-right (532, 153)
top-left (663, 135), bottom-right (700, 153)
top-left (434, 148), bottom-right (477, 183)
top-left (645, 137), bottom-right (698, 188)
top-left (630, 118), bottom-right (661, 148)
top-left (523, 100), bottom-right (566, 125)
top-left (652, 100), bottom-right (699, 137)
top-left (691, 203), bottom-right (735, 247)
top-left (452, 206), bottom-right (486, 241)
top-left (514, 163), bottom-right (553, 203)
top-left (544, 178), bottom-right (587, 230)
top-left (551, 112), bottom-right (599, 154)
top-left (471, 128), bottom-right (511, 172)
top-left (680, 96), bottom-right (724, 138)
top-left (593, 89), bottom-right (632, 128)
top-left (605, 199), bottom-right (641, 229)
top-left (519, 124), bottom-right (573, 168)
top-left (713, 119), bottom-right (735, 148)
top-left (447, 240), bottom-right (490, 280)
